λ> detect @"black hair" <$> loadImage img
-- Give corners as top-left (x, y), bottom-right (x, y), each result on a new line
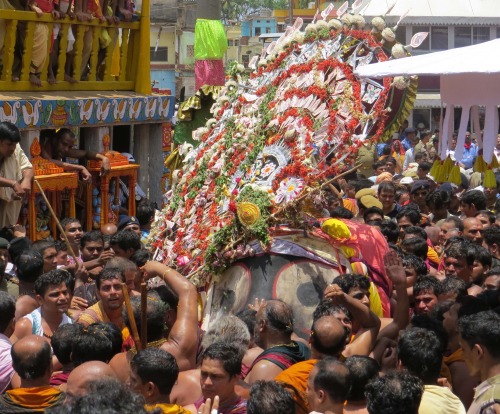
top-left (378, 181), bottom-right (396, 195)
top-left (385, 156), bottom-right (397, 167)
top-left (110, 230), bottom-right (141, 252)
top-left (0, 291), bottom-right (15, 333)
top-left (0, 121), bottom-right (21, 143)
top-left (31, 240), bottom-right (55, 256)
top-left (96, 267), bottom-right (125, 290)
top-left (404, 226), bottom-right (427, 241)
top-left (52, 323), bottom-right (84, 365)
top-left (483, 226), bottom-right (500, 249)
top-left (396, 206), bottom-right (421, 225)
top-left (372, 160), bottom-right (386, 170)
top-left (402, 254), bottom-right (427, 277)
top-left (417, 162), bottom-right (431, 172)
top-left (152, 285), bottom-right (178, 310)
top-left (72, 322), bottom-right (123, 366)
top-left (130, 249), bottom-right (151, 267)
top-left (236, 308), bottom-right (258, 339)
top-left (313, 357), bottom-right (351, 403)
top-left (11, 339), bottom-right (52, 380)
top-left (398, 327), bottom-right (442, 383)
top-left (458, 311), bottom-right (500, 359)
top-left (380, 219), bottom-right (400, 243)
top-left (461, 190), bottom-right (487, 211)
top-left (56, 128), bottom-right (76, 140)
top-left (363, 207), bottom-right (384, 223)
top-left (136, 202), bottom-right (156, 226)
top-left (381, 145), bottom-right (392, 156)
top-left (247, 381), bottom-right (295, 414)
top-left (414, 152), bottom-right (427, 163)
top-left (80, 230), bottom-right (104, 249)
top-left (413, 276), bottom-right (441, 298)
top-left (310, 317), bottom-right (348, 357)
top-left (476, 210), bottom-right (495, 226)
top-left (131, 348), bottom-right (178, 395)
top-left (456, 295), bottom-right (490, 319)
top-left (410, 314), bottom-right (448, 353)
top-left (469, 244), bottom-right (492, 268)
top-left (440, 277), bottom-right (467, 299)
top-left (313, 300), bottom-right (352, 323)
top-left (105, 257), bottom-right (138, 274)
top-left (332, 274), bottom-right (370, 295)
top-left (344, 356), bottom-right (379, 402)
top-left (442, 216), bottom-right (464, 232)
top-left (34, 269), bottom-right (74, 297)
top-left (123, 293), bottom-right (167, 343)
top-left (264, 300), bottom-right (294, 335)
top-left (60, 378), bottom-right (149, 414)
top-left (446, 238), bottom-right (476, 266)
top-left (54, 240), bottom-right (68, 252)
top-left (60, 217), bottom-right (81, 231)
top-left (354, 179), bottom-right (375, 193)
top-left (365, 370), bottom-right (423, 414)
top-left (201, 342), bottom-right (243, 378)
top-left (401, 238), bottom-right (428, 260)
top-left (330, 206), bottom-right (354, 220)
top-left (15, 249), bottom-right (44, 284)
top-left (485, 267), bottom-right (500, 277)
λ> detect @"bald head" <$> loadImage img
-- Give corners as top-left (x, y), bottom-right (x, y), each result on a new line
top-left (66, 361), bottom-right (117, 398)
top-left (11, 335), bottom-right (52, 381)
top-left (101, 223), bottom-right (118, 236)
top-left (311, 316), bottom-right (347, 358)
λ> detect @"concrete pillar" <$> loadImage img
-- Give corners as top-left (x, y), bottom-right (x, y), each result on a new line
top-left (20, 130), bottom-right (39, 157)
top-left (133, 124), bottom-right (150, 197)
top-left (148, 124), bottom-right (163, 206)
top-left (80, 126), bottom-right (109, 153)
top-left (197, 0), bottom-right (220, 20)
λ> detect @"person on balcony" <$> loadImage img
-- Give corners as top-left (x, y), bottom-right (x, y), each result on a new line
top-left (0, 122), bottom-right (34, 229)
top-left (27, 0), bottom-right (61, 86)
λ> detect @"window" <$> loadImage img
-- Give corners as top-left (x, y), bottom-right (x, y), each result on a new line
top-left (150, 47), bottom-right (168, 62)
top-left (455, 27), bottom-right (471, 48)
top-left (234, 39), bottom-right (239, 46)
top-left (266, 27), bottom-right (271, 34)
top-left (228, 40), bottom-right (234, 46)
top-left (472, 27), bottom-right (490, 44)
top-left (455, 27), bottom-right (490, 48)
top-left (430, 27), bottom-right (448, 50)
top-left (255, 27), bottom-right (261, 36)
top-left (412, 26), bottom-right (448, 51)
top-left (186, 45), bottom-right (194, 58)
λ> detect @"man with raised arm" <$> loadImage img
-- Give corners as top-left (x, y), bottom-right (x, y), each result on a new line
top-left (109, 260), bottom-right (198, 378)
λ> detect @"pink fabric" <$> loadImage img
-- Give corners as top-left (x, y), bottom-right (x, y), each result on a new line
top-left (195, 60), bottom-right (226, 91)
top-left (0, 334), bottom-right (13, 394)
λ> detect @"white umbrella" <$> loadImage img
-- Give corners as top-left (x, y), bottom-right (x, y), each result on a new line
top-left (355, 39), bottom-right (500, 163)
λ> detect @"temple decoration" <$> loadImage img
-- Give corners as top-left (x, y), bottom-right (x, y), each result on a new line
top-left (150, 9), bottom-right (418, 328)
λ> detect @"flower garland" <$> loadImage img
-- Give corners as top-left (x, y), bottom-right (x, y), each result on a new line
top-left (149, 22), bottom-right (413, 282)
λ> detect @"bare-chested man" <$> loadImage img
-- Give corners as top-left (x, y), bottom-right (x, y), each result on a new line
top-left (109, 260), bottom-right (198, 378)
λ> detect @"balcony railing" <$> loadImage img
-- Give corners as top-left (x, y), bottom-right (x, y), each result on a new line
top-left (0, 9), bottom-right (149, 92)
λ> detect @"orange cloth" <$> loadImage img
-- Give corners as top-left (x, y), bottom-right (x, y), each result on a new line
top-left (427, 246), bottom-right (440, 267)
top-left (443, 348), bottom-right (464, 365)
top-left (4, 386), bottom-right (63, 410)
top-left (342, 198), bottom-right (359, 216)
top-left (76, 301), bottom-right (131, 345)
top-left (275, 359), bottom-right (318, 413)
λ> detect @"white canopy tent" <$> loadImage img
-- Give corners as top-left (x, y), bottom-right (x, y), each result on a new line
top-left (355, 39), bottom-right (500, 163)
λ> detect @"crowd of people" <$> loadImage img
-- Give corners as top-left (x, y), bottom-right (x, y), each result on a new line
top-left (0, 116), bottom-right (499, 414)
